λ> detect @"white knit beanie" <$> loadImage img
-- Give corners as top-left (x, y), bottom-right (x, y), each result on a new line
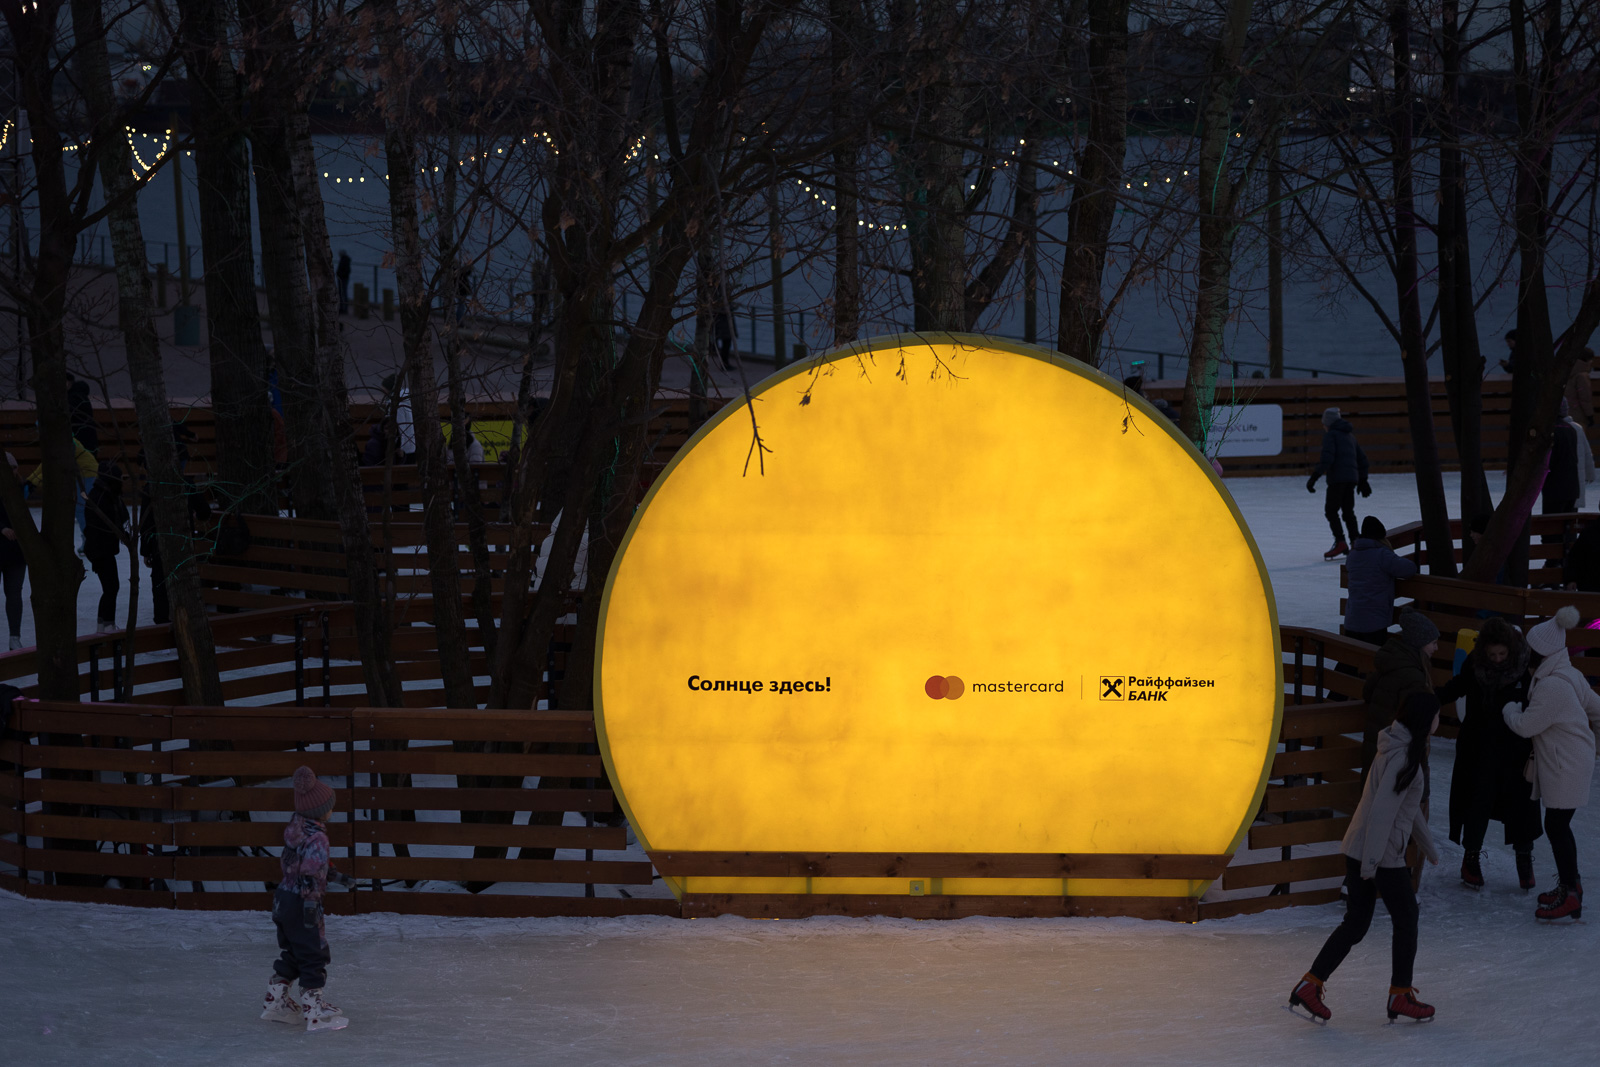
top-left (1526, 606), bottom-right (1580, 658)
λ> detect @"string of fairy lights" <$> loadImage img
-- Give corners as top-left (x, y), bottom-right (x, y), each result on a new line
top-left (122, 128), bottom-right (1200, 224)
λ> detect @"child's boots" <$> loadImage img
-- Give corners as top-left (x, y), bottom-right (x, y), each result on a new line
top-left (300, 986), bottom-right (349, 1032)
top-left (259, 977), bottom-right (301, 1024)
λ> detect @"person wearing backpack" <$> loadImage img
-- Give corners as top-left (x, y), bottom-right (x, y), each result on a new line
top-left (1306, 407), bottom-right (1370, 561)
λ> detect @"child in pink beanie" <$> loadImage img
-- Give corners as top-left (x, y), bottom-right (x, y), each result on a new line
top-left (260, 766), bottom-right (354, 1031)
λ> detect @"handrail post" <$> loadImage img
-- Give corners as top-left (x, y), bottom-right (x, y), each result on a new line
top-left (88, 643), bottom-right (99, 703)
top-left (294, 614), bottom-right (305, 707)
top-left (321, 611), bottom-right (332, 709)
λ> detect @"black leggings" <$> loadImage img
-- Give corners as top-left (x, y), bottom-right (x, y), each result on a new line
top-left (1325, 482), bottom-right (1358, 544)
top-left (90, 555), bottom-right (119, 624)
top-left (1, 561), bottom-right (22, 638)
top-left (1546, 808), bottom-right (1580, 886)
top-left (1309, 857), bottom-right (1419, 987)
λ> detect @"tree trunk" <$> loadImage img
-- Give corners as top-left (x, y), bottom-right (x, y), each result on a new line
top-left (1437, 0), bottom-right (1489, 535)
top-left (893, 0), bottom-right (967, 332)
top-left (1267, 140), bottom-right (1283, 378)
top-left (1464, 0), bottom-right (1588, 584)
top-left (383, 115), bottom-right (475, 710)
top-left (1057, 0), bottom-right (1131, 367)
top-left (290, 85), bottom-right (401, 707)
top-left (1388, 2), bottom-right (1456, 577)
top-left (242, 0), bottom-right (336, 521)
top-left (965, 141), bottom-right (1038, 328)
top-left (177, 0), bottom-right (277, 517)
top-left (0, 11), bottom-right (85, 701)
top-left (1177, 0), bottom-right (1255, 448)
top-left (71, 0), bottom-right (224, 705)
top-left (830, 0), bottom-right (860, 345)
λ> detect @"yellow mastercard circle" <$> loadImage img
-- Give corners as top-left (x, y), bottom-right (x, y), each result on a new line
top-left (595, 335), bottom-right (1281, 900)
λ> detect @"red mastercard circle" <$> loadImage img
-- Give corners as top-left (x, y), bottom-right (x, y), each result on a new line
top-left (925, 675), bottom-right (949, 700)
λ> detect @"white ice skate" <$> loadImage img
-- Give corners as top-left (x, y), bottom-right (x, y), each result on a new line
top-left (260, 978), bottom-right (301, 1024)
top-left (300, 986), bottom-right (349, 1032)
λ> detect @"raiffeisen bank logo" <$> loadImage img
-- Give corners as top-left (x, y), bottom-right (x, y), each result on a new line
top-left (924, 675), bottom-right (965, 700)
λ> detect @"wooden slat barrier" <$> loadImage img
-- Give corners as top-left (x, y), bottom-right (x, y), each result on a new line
top-left (0, 621), bottom-right (1446, 922)
top-left (652, 852), bottom-right (1233, 879)
top-left (0, 598), bottom-right (578, 711)
top-left (1198, 627), bottom-right (1376, 920)
top-left (0, 396), bottom-right (730, 502)
top-left (1, 374), bottom-right (1565, 482)
top-left (0, 699), bottom-right (673, 918)
top-left (1333, 514), bottom-right (1600, 708)
top-left (1145, 373), bottom-right (1529, 476)
top-left (194, 513), bottom-right (551, 611)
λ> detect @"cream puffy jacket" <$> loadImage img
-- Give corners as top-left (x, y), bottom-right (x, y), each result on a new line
top-left (1342, 720), bottom-right (1439, 879)
top-left (1503, 648), bottom-right (1600, 810)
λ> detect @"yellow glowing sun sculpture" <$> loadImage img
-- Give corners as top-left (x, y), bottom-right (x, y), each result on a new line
top-left (595, 335), bottom-right (1281, 902)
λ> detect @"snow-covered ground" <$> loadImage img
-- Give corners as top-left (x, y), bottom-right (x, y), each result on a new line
top-left (7, 469), bottom-right (1599, 1066)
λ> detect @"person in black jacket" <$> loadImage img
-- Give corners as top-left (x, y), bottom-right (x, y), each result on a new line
top-left (1307, 407), bottom-right (1371, 560)
top-left (0, 453), bottom-right (26, 650)
top-left (83, 463), bottom-right (129, 633)
top-left (1563, 516), bottom-right (1600, 591)
top-left (135, 455), bottom-right (212, 626)
top-left (1435, 616), bottom-right (1542, 890)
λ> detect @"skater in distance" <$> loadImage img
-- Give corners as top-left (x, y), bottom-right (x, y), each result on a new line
top-left (1288, 691), bottom-right (1441, 1025)
top-left (1500, 607), bottom-right (1600, 921)
top-left (261, 767), bottom-right (358, 1032)
top-left (1306, 407), bottom-right (1370, 561)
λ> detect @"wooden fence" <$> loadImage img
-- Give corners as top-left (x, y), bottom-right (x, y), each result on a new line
top-left (1145, 373), bottom-right (1526, 476)
top-left (1336, 512), bottom-right (1600, 730)
top-left (0, 623), bottom-right (1374, 920)
top-left (0, 601), bottom-right (575, 711)
top-left (1, 371), bottom-right (1571, 483)
top-left (0, 699), bottom-right (674, 917)
top-left (0, 396), bottom-right (728, 481)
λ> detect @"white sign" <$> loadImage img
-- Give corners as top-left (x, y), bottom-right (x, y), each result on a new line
top-left (1205, 404), bottom-right (1283, 457)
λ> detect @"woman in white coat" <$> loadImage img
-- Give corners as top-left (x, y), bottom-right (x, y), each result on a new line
top-left (1502, 606), bottom-right (1600, 920)
top-left (1289, 692), bottom-right (1441, 1025)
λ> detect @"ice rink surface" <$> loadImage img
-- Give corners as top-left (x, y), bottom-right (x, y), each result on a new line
top-left (6, 470), bottom-right (1599, 1066)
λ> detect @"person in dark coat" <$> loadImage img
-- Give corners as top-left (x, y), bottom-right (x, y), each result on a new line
top-left (336, 251), bottom-right (351, 314)
top-left (1344, 517), bottom-right (1418, 646)
top-left (1563, 516), bottom-right (1600, 591)
top-left (0, 454), bottom-right (26, 651)
top-left (1435, 616), bottom-right (1541, 890)
top-left (67, 376), bottom-right (99, 454)
top-left (1544, 403), bottom-right (1581, 515)
top-left (1362, 610), bottom-right (1438, 786)
top-left (136, 458), bottom-right (212, 626)
top-left (83, 463), bottom-right (129, 633)
top-left (1307, 407), bottom-right (1370, 560)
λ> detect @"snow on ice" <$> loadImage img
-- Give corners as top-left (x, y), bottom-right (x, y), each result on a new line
top-left (4, 471), bottom-right (1598, 1065)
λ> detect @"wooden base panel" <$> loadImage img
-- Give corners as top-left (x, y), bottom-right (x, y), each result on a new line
top-left (1198, 886), bottom-right (1343, 920)
top-left (680, 893), bottom-right (1201, 922)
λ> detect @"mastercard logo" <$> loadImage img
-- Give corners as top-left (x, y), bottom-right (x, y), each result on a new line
top-left (925, 675), bottom-right (964, 700)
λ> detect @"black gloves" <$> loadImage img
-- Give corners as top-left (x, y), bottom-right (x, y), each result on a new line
top-left (1306, 476), bottom-right (1318, 494)
top-left (327, 868), bottom-right (354, 888)
top-left (1357, 478), bottom-right (1372, 498)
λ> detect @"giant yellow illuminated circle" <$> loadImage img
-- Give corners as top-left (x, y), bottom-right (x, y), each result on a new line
top-left (596, 335), bottom-right (1281, 900)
